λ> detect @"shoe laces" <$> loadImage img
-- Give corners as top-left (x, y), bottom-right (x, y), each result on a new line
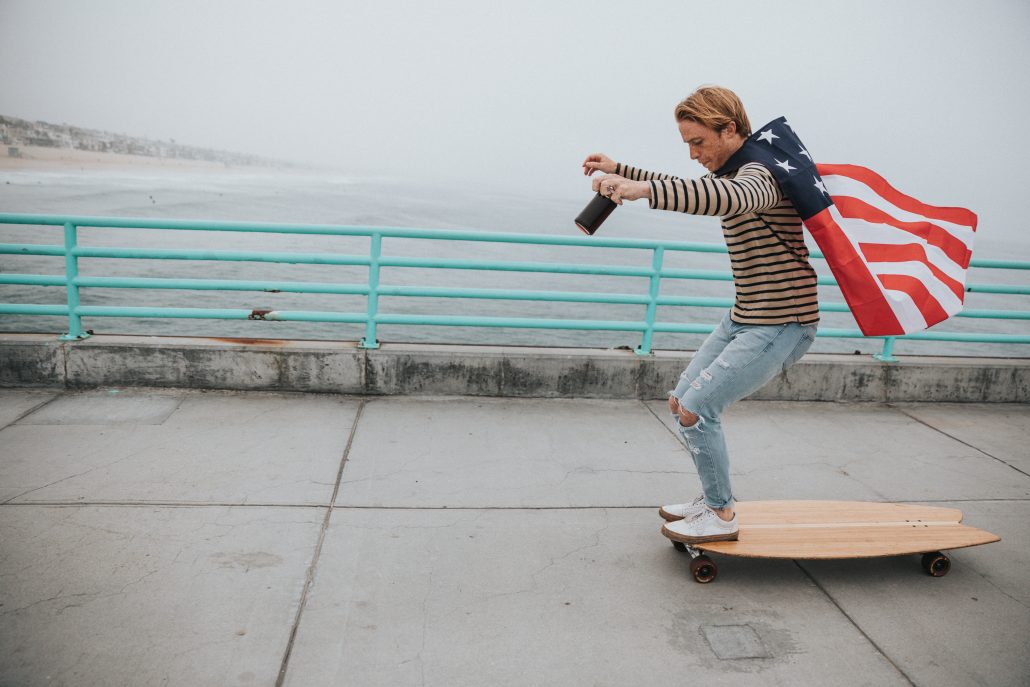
top-left (686, 505), bottom-right (716, 523)
top-left (687, 495), bottom-right (705, 509)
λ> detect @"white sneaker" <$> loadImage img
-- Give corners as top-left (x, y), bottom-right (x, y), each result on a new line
top-left (658, 495), bottom-right (706, 522)
top-left (662, 506), bottom-right (739, 544)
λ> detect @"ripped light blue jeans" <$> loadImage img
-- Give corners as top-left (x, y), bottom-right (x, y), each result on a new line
top-left (671, 311), bottom-right (817, 510)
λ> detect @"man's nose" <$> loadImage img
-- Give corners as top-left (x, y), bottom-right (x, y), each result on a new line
top-left (689, 146), bottom-right (700, 160)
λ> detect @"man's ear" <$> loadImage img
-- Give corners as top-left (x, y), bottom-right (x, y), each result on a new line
top-left (721, 121), bottom-right (738, 138)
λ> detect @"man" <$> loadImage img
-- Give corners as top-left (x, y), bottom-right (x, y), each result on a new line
top-left (582, 85), bottom-right (819, 543)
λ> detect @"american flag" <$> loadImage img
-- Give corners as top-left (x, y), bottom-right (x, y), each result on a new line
top-left (717, 117), bottom-right (977, 336)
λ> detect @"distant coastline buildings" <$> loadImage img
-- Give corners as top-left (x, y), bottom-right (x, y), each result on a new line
top-left (0, 114), bottom-right (288, 168)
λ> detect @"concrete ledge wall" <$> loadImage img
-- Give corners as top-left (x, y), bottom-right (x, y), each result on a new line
top-left (1, 333), bottom-right (1028, 402)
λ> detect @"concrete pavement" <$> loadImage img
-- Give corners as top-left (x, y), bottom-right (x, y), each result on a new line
top-left (1, 388), bottom-right (1027, 686)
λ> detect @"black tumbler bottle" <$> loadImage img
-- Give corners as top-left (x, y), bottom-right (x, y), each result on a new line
top-left (575, 193), bottom-right (617, 235)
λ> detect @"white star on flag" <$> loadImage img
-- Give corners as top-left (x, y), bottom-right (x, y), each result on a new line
top-left (757, 129), bottom-right (779, 144)
top-left (813, 177), bottom-right (828, 195)
top-left (775, 158), bottom-right (796, 173)
top-left (798, 146), bottom-right (812, 160)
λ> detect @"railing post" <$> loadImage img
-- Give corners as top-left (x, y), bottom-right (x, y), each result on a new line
top-left (873, 336), bottom-right (898, 362)
top-left (58, 221), bottom-right (89, 340)
top-left (360, 232), bottom-right (382, 349)
top-left (636, 246), bottom-right (664, 356)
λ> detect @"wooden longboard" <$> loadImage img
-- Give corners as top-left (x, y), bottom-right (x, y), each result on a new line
top-left (662, 501), bottom-right (1000, 583)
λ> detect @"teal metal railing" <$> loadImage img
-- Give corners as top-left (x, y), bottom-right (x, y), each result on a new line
top-left (0, 213), bottom-right (1028, 359)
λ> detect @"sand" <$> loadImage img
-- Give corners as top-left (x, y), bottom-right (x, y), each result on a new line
top-left (0, 145), bottom-right (286, 174)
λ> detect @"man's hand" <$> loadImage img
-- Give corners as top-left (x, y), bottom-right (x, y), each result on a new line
top-left (582, 153), bottom-right (617, 176)
top-left (591, 174), bottom-right (651, 205)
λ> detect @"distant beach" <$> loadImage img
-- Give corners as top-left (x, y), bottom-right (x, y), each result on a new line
top-left (0, 145), bottom-right (290, 174)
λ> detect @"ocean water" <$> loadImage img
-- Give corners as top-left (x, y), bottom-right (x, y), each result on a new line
top-left (1, 167), bottom-right (1026, 358)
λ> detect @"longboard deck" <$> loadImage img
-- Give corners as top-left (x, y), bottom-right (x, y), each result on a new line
top-left (666, 500), bottom-right (1000, 560)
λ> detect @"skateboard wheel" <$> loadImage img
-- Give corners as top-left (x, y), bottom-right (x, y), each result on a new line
top-left (672, 541), bottom-right (688, 553)
top-left (921, 552), bottom-right (951, 577)
top-left (690, 555), bottom-right (718, 583)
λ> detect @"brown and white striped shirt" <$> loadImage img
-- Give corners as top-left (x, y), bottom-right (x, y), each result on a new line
top-left (617, 160), bottom-right (820, 326)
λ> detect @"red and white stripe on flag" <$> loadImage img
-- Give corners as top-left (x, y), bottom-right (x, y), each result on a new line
top-left (805, 164), bottom-right (977, 336)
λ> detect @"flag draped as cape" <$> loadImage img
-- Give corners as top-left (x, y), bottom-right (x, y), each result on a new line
top-left (715, 118), bottom-right (977, 336)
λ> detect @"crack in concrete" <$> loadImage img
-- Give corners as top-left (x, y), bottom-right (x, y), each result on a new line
top-left (564, 467), bottom-right (686, 478)
top-left (530, 510), bottom-right (609, 581)
top-left (398, 570), bottom-right (433, 687)
top-left (891, 405), bottom-right (1030, 479)
top-left (0, 589), bottom-right (99, 617)
top-left (0, 392), bottom-right (61, 431)
top-left (274, 399), bottom-right (366, 687)
top-left (959, 558), bottom-right (1030, 611)
top-left (479, 511), bottom-right (611, 604)
top-left (793, 560), bottom-right (917, 686)
top-left (1, 443), bottom-right (149, 505)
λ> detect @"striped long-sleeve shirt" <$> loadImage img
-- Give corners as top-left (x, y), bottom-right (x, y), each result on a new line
top-left (616, 160), bottom-right (820, 326)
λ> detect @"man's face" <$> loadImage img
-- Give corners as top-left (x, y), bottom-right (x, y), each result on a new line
top-left (678, 119), bottom-right (740, 172)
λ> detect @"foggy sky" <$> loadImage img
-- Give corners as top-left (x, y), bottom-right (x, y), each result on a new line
top-left (2, 0), bottom-right (1029, 241)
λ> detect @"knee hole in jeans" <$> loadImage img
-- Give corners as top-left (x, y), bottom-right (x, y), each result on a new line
top-left (678, 409), bottom-right (701, 429)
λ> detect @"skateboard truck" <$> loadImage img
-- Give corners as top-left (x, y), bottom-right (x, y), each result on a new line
top-left (673, 542), bottom-right (719, 584)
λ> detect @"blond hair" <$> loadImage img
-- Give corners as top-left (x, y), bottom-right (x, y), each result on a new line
top-left (674, 86), bottom-right (752, 138)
